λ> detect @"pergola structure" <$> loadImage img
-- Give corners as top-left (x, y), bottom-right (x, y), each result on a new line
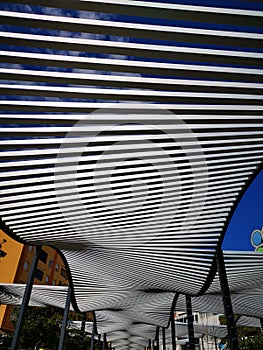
top-left (0, 0), bottom-right (262, 349)
top-left (1, 260), bottom-right (263, 348)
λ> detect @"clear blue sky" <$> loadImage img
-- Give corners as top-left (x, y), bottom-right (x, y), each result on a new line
top-left (222, 169), bottom-right (263, 251)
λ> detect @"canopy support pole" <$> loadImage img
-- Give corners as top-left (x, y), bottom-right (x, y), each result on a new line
top-left (171, 308), bottom-right (176, 350)
top-left (214, 337), bottom-right (217, 350)
top-left (162, 327), bottom-right (166, 350)
top-left (58, 285), bottom-right (71, 350)
top-left (102, 333), bottom-right (107, 350)
top-left (78, 312), bottom-right (86, 350)
top-left (11, 246), bottom-right (41, 350)
top-left (186, 294), bottom-right (195, 350)
top-left (171, 293), bottom-right (179, 350)
top-left (154, 326), bottom-right (160, 350)
top-left (201, 335), bottom-right (205, 350)
top-left (97, 334), bottom-right (102, 350)
top-left (148, 339), bottom-right (152, 350)
top-left (90, 319), bottom-right (96, 350)
top-left (217, 248), bottom-right (239, 350)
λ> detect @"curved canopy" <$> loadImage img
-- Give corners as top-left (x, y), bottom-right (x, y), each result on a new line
top-left (0, 0), bottom-right (262, 349)
top-left (1, 250), bottom-right (263, 349)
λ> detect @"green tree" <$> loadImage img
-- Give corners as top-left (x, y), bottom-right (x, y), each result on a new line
top-left (11, 306), bottom-right (92, 349)
top-left (12, 306), bottom-right (63, 349)
top-left (219, 315), bottom-right (263, 350)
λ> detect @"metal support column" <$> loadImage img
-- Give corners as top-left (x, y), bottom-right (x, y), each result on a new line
top-left (58, 285), bottom-right (71, 350)
top-left (98, 334), bottom-right (102, 350)
top-left (260, 318), bottom-right (263, 331)
top-left (171, 309), bottom-right (176, 350)
top-left (214, 337), bottom-right (217, 350)
top-left (148, 339), bottom-right (152, 350)
top-left (217, 248), bottom-right (239, 350)
top-left (154, 326), bottom-right (159, 350)
top-left (90, 319), bottom-right (96, 350)
top-left (11, 246), bottom-right (41, 350)
top-left (170, 294), bottom-right (179, 350)
top-left (201, 335), bottom-right (205, 350)
top-left (186, 295), bottom-right (195, 350)
top-left (162, 327), bottom-right (166, 350)
top-left (78, 312), bottom-right (86, 350)
top-left (102, 333), bottom-right (107, 350)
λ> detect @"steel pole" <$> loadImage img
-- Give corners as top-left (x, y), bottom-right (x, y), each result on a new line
top-left (216, 248), bottom-right (239, 350)
top-left (148, 339), bottom-right (151, 350)
top-left (98, 334), bottom-right (102, 350)
top-left (154, 326), bottom-right (160, 350)
top-left (214, 337), bottom-right (218, 350)
top-left (162, 327), bottom-right (166, 350)
top-left (201, 335), bottom-right (205, 350)
top-left (102, 333), bottom-right (107, 350)
top-left (11, 246), bottom-right (41, 350)
top-left (170, 294), bottom-right (180, 350)
top-left (90, 319), bottom-right (96, 350)
top-left (78, 312), bottom-right (86, 350)
top-left (171, 310), bottom-right (176, 350)
top-left (186, 295), bottom-right (195, 350)
top-left (58, 285), bottom-right (71, 350)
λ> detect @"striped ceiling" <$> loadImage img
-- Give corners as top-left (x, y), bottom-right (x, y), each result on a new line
top-left (0, 0), bottom-right (262, 349)
top-left (1, 252), bottom-right (263, 349)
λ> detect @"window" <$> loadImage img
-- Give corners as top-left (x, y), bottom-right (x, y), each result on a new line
top-left (28, 245), bottom-right (33, 252)
top-left (48, 259), bottom-right (53, 267)
top-left (60, 268), bottom-right (68, 278)
top-left (52, 280), bottom-right (56, 286)
top-left (176, 317), bottom-right (187, 323)
top-left (55, 263), bottom-right (59, 271)
top-left (35, 268), bottom-right (43, 281)
top-left (39, 249), bottom-right (48, 264)
top-left (23, 261), bottom-right (29, 271)
top-left (45, 275), bottom-right (49, 283)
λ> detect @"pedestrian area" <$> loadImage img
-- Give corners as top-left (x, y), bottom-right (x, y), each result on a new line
top-left (0, 1), bottom-right (262, 349)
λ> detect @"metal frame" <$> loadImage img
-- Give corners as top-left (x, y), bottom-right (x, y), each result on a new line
top-left (58, 285), bottom-right (71, 350)
top-left (78, 312), bottom-right (86, 350)
top-left (102, 333), bottom-right (107, 350)
top-left (186, 295), bottom-right (195, 350)
top-left (154, 326), bottom-right (159, 350)
top-left (90, 319), bottom-right (96, 350)
top-left (162, 327), bottom-right (166, 350)
top-left (11, 246), bottom-right (41, 350)
top-left (148, 338), bottom-right (151, 350)
top-left (217, 248), bottom-right (239, 350)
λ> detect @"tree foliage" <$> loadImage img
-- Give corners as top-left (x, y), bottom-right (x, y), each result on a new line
top-left (219, 314), bottom-right (263, 350)
top-left (11, 306), bottom-right (91, 350)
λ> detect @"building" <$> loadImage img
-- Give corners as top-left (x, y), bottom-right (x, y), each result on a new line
top-left (0, 229), bottom-right (68, 332)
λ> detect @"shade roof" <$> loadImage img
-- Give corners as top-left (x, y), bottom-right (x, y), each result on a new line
top-left (0, 0), bottom-right (262, 349)
top-left (1, 250), bottom-right (263, 349)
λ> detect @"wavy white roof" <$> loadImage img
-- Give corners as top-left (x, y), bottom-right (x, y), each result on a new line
top-left (0, 0), bottom-right (262, 348)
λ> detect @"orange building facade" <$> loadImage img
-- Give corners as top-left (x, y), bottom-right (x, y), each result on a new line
top-left (0, 229), bottom-right (68, 332)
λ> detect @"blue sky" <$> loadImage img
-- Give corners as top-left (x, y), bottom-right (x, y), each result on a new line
top-left (223, 168), bottom-right (263, 251)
